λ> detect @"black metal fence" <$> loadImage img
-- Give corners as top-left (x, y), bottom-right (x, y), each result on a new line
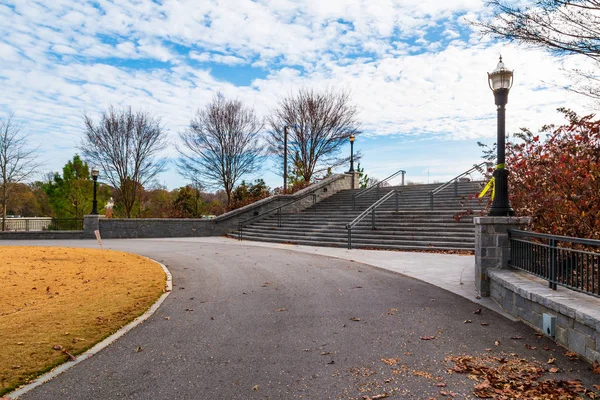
top-left (1, 218), bottom-right (84, 231)
top-left (509, 229), bottom-right (600, 298)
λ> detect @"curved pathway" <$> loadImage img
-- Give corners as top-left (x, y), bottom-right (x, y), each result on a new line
top-left (4, 239), bottom-right (598, 399)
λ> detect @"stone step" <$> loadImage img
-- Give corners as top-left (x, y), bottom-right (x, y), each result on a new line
top-left (229, 233), bottom-right (475, 251)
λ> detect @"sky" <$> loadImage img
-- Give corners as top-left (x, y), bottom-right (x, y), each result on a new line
top-left (0, 0), bottom-right (596, 190)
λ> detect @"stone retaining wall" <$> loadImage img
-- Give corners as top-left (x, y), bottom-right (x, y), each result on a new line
top-left (1, 173), bottom-right (355, 240)
top-left (489, 269), bottom-right (600, 364)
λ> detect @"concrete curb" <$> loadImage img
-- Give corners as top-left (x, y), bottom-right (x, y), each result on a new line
top-left (7, 258), bottom-right (172, 399)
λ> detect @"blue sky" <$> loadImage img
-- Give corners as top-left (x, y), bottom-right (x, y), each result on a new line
top-left (0, 0), bottom-right (594, 190)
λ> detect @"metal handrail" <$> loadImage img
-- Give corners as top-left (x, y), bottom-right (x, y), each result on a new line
top-left (238, 192), bottom-right (317, 240)
top-left (353, 168), bottom-right (405, 210)
top-left (429, 161), bottom-right (490, 210)
top-left (509, 229), bottom-right (600, 297)
top-left (346, 190), bottom-right (400, 249)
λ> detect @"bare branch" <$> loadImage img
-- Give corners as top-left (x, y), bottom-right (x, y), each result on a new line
top-left (266, 88), bottom-right (361, 183)
top-left (474, 1), bottom-right (600, 100)
top-left (80, 106), bottom-right (168, 218)
top-left (177, 94), bottom-right (265, 207)
top-left (0, 112), bottom-right (40, 230)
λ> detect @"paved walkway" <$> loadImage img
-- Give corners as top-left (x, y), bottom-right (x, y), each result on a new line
top-left (3, 238), bottom-right (597, 399)
top-left (172, 237), bottom-right (510, 317)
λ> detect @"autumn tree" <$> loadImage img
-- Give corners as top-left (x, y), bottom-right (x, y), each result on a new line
top-left (177, 94), bottom-right (264, 207)
top-left (0, 113), bottom-right (39, 231)
top-left (43, 155), bottom-right (110, 218)
top-left (267, 88), bottom-right (361, 183)
top-left (230, 179), bottom-right (271, 210)
top-left (476, 108), bottom-right (600, 239)
top-left (81, 106), bottom-right (168, 218)
top-left (475, 1), bottom-right (600, 99)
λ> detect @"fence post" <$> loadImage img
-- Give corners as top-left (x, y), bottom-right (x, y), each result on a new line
top-left (371, 208), bottom-right (375, 229)
top-left (429, 191), bottom-right (433, 211)
top-left (549, 238), bottom-right (557, 290)
top-left (26, 219), bottom-right (30, 232)
top-left (347, 227), bottom-right (352, 249)
top-left (401, 171), bottom-right (405, 186)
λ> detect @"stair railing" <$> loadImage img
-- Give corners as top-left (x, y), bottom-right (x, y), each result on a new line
top-left (346, 189), bottom-right (400, 249)
top-left (428, 161), bottom-right (491, 210)
top-left (238, 192), bottom-right (317, 241)
top-left (352, 168), bottom-right (405, 210)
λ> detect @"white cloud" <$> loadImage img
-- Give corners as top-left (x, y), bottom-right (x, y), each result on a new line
top-left (0, 0), bottom-right (596, 188)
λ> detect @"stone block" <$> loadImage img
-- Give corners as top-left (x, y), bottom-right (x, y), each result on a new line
top-left (556, 326), bottom-right (568, 345)
top-left (575, 321), bottom-right (596, 339)
top-left (586, 348), bottom-right (600, 363)
top-left (515, 294), bottom-right (529, 310)
top-left (568, 329), bottom-right (586, 355)
top-left (557, 314), bottom-right (574, 329)
top-left (502, 294), bottom-right (515, 314)
top-left (585, 336), bottom-right (596, 352)
top-left (530, 311), bottom-right (542, 329)
top-left (481, 235), bottom-right (495, 248)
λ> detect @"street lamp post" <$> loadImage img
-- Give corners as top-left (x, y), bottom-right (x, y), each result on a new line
top-left (348, 134), bottom-right (355, 173)
top-left (488, 56), bottom-right (515, 217)
top-left (283, 125), bottom-right (288, 193)
top-left (91, 168), bottom-right (99, 215)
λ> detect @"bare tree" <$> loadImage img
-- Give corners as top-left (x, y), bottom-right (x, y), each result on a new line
top-left (474, 0), bottom-right (600, 99)
top-left (266, 88), bottom-right (361, 184)
top-left (177, 94), bottom-right (264, 207)
top-left (0, 112), bottom-right (40, 230)
top-left (81, 106), bottom-right (168, 218)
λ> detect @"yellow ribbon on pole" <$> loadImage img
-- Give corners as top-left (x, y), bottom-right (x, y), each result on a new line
top-left (478, 163), bottom-right (505, 200)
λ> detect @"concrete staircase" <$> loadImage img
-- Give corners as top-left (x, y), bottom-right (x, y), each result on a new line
top-left (234, 181), bottom-right (486, 251)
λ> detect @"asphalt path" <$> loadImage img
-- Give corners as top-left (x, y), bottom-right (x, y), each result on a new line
top-left (5, 239), bottom-right (600, 399)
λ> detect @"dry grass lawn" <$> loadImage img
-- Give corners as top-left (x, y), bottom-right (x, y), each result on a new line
top-left (0, 246), bottom-right (166, 395)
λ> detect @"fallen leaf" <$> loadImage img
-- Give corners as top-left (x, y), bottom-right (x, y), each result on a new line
top-left (321, 351), bottom-right (331, 356)
top-left (350, 317), bottom-right (361, 322)
top-left (440, 391), bottom-right (448, 396)
top-left (480, 322), bottom-right (489, 326)
top-left (547, 358), bottom-right (556, 364)
top-left (52, 345), bottom-right (62, 350)
top-left (185, 308), bottom-right (194, 311)
top-left (276, 308), bottom-right (286, 312)
top-left (327, 360), bottom-right (335, 364)
top-left (463, 320), bottom-right (472, 324)
top-left (472, 308), bottom-right (482, 314)
top-left (564, 351), bottom-right (578, 360)
top-left (510, 336), bottom-right (522, 340)
top-left (436, 382), bottom-right (447, 387)
top-left (525, 344), bottom-right (536, 350)
top-left (494, 340), bottom-right (500, 346)
top-left (420, 336), bottom-right (436, 340)
top-left (16, 342), bottom-right (24, 345)
top-left (593, 361), bottom-right (600, 374)
top-left (165, 316), bottom-right (170, 320)
top-left (252, 385), bottom-right (259, 391)
top-left (549, 367), bottom-right (559, 373)
top-left (62, 348), bottom-right (76, 360)
top-left (135, 346), bottom-right (143, 352)
top-left (362, 394), bottom-right (389, 400)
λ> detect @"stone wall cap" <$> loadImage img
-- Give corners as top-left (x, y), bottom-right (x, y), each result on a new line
top-left (489, 269), bottom-right (600, 328)
top-left (474, 216), bottom-right (532, 225)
